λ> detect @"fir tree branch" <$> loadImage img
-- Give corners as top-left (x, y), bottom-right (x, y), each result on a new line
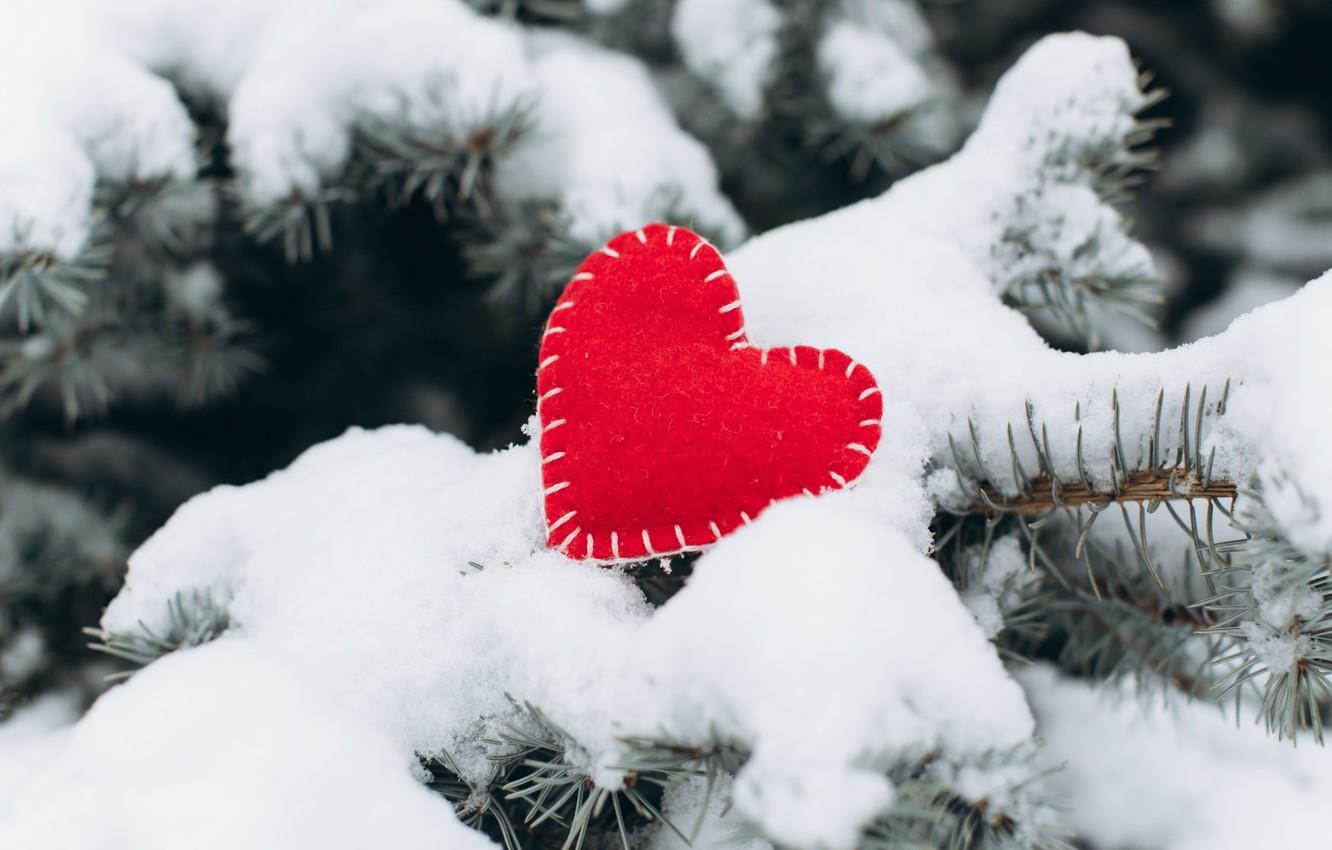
top-left (83, 589), bottom-right (230, 675)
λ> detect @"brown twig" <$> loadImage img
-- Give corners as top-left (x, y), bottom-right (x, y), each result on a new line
top-left (973, 468), bottom-right (1237, 516)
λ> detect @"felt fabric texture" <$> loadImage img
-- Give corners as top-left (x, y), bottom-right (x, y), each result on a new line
top-left (537, 223), bottom-right (882, 562)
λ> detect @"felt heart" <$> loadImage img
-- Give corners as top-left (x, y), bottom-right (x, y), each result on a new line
top-left (537, 223), bottom-right (882, 562)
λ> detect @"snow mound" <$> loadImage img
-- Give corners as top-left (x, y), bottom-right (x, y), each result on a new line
top-left (1, 422), bottom-right (1023, 849)
top-left (1023, 664), bottom-right (1332, 850)
top-left (0, 642), bottom-right (495, 850)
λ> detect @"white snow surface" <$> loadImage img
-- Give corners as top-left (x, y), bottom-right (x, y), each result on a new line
top-left (0, 642), bottom-right (497, 850)
top-left (2, 0), bottom-right (739, 257)
top-left (1023, 664), bottom-right (1332, 850)
top-left (496, 33), bottom-right (745, 247)
top-left (6, 29), bottom-right (1332, 850)
top-left (0, 691), bottom-right (79, 821)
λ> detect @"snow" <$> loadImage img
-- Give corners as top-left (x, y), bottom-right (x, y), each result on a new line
top-left (496, 34), bottom-right (745, 247)
top-left (3, 0), bottom-right (739, 261)
top-left (0, 691), bottom-right (79, 821)
top-left (226, 0), bottom-right (533, 202)
top-left (0, 642), bottom-right (496, 850)
top-left (616, 498), bottom-right (1033, 849)
top-left (819, 22), bottom-right (931, 125)
top-left (1023, 664), bottom-right (1332, 850)
top-left (958, 536), bottom-right (1037, 639)
top-left (817, 0), bottom-right (943, 126)
top-left (0, 5), bottom-right (197, 258)
top-left (1, 421), bottom-right (1025, 849)
top-left (671, 0), bottom-right (782, 122)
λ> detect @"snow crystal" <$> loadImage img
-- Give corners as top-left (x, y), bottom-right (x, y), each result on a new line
top-left (1238, 622), bottom-right (1309, 674)
top-left (1249, 560), bottom-right (1321, 630)
top-left (671, 0), bottom-right (782, 122)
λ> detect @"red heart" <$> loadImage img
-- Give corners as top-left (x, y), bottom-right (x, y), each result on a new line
top-left (537, 223), bottom-right (882, 562)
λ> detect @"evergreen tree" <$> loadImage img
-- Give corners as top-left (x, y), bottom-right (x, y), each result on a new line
top-left (3, 2), bottom-right (1332, 849)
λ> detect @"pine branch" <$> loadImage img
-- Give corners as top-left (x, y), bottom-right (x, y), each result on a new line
top-left (421, 698), bottom-right (714, 850)
top-left (235, 97), bottom-right (535, 262)
top-left (862, 750), bottom-right (1070, 850)
top-left (1195, 478), bottom-right (1332, 742)
top-left (767, 0), bottom-right (957, 182)
top-left (973, 469), bottom-right (1237, 516)
top-left (944, 382), bottom-right (1236, 602)
top-left (996, 72), bottom-right (1170, 350)
top-left (0, 237), bottom-right (113, 333)
top-left (83, 589), bottom-right (230, 675)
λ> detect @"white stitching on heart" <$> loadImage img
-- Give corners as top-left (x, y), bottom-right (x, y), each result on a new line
top-left (539, 225), bottom-right (883, 563)
top-left (557, 527), bottom-right (580, 552)
top-left (549, 510), bottom-right (577, 533)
